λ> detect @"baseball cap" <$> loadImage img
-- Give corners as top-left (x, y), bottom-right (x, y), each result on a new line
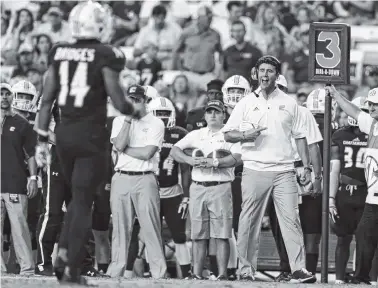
top-left (207, 79), bottom-right (224, 92)
top-left (368, 66), bottom-right (378, 77)
top-left (18, 42), bottom-right (34, 54)
top-left (0, 83), bottom-right (12, 93)
top-left (276, 75), bottom-right (287, 88)
top-left (127, 84), bottom-right (146, 98)
top-left (47, 7), bottom-right (63, 17)
top-left (205, 100), bottom-right (225, 112)
top-left (365, 88), bottom-right (378, 104)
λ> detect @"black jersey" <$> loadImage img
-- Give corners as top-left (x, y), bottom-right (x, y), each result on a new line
top-left (332, 126), bottom-right (368, 183)
top-left (48, 39), bottom-right (125, 127)
top-left (157, 126), bottom-right (188, 188)
top-left (136, 58), bottom-right (162, 86)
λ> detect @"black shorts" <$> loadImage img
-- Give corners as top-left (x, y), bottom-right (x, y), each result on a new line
top-left (231, 175), bottom-right (242, 232)
top-left (333, 184), bottom-right (367, 237)
top-left (299, 195), bottom-right (322, 234)
top-left (161, 194), bottom-right (187, 244)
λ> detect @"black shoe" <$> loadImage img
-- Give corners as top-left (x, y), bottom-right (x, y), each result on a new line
top-left (228, 273), bottom-right (237, 281)
top-left (35, 265), bottom-right (54, 276)
top-left (350, 277), bottom-right (371, 285)
top-left (184, 274), bottom-right (204, 280)
top-left (275, 271), bottom-right (292, 282)
top-left (239, 274), bottom-right (255, 281)
top-left (290, 268), bottom-right (316, 283)
top-left (81, 266), bottom-right (110, 278)
top-left (143, 271), bottom-right (151, 278)
top-left (54, 256), bottom-right (66, 281)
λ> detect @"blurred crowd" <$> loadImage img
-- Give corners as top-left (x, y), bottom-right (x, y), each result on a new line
top-left (1, 0), bottom-right (378, 127)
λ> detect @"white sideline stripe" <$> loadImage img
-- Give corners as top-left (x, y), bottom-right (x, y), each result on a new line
top-left (38, 164), bottom-right (51, 267)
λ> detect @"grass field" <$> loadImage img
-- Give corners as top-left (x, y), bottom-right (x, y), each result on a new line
top-left (0, 274), bottom-right (372, 288)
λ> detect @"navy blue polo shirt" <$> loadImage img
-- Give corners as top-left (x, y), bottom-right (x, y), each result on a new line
top-left (1, 113), bottom-right (37, 194)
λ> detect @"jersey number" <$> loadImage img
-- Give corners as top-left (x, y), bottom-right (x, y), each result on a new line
top-left (344, 147), bottom-right (366, 169)
top-left (156, 155), bottom-right (174, 176)
top-left (58, 61), bottom-right (90, 107)
top-left (140, 70), bottom-right (153, 86)
top-left (315, 31), bottom-right (341, 69)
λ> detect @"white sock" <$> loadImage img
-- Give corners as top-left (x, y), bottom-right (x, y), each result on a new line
top-left (228, 230), bottom-right (237, 269)
top-left (175, 243), bottom-right (191, 265)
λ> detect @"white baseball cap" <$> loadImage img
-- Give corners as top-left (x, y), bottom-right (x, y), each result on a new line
top-left (276, 75), bottom-right (288, 88)
top-left (365, 88), bottom-right (378, 104)
top-left (0, 83), bottom-right (12, 93)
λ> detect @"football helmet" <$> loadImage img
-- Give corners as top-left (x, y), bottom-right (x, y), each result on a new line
top-left (222, 75), bottom-right (250, 108)
top-left (306, 88), bottom-right (337, 116)
top-left (69, 1), bottom-right (108, 41)
top-left (148, 97), bottom-right (176, 128)
top-left (348, 97), bottom-right (369, 126)
top-left (12, 80), bottom-right (38, 113)
top-left (144, 85), bottom-right (159, 103)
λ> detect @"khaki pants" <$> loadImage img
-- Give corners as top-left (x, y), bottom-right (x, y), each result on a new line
top-left (107, 173), bottom-right (167, 279)
top-left (1, 193), bottom-right (34, 275)
top-left (237, 168), bottom-right (305, 275)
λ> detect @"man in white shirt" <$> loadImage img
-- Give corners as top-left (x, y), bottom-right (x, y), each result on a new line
top-left (106, 85), bottom-right (167, 279)
top-left (223, 56), bottom-right (315, 283)
top-left (171, 100), bottom-right (242, 280)
top-left (326, 86), bottom-right (378, 284)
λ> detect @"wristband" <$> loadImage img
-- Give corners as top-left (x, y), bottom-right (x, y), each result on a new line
top-left (182, 197), bottom-right (189, 203)
top-left (30, 175), bottom-right (38, 181)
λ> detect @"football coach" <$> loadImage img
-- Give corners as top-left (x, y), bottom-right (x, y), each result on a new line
top-left (222, 56), bottom-right (316, 283)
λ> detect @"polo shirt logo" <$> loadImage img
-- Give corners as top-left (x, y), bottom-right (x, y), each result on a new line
top-left (9, 127), bottom-right (15, 131)
top-left (253, 107), bottom-right (259, 111)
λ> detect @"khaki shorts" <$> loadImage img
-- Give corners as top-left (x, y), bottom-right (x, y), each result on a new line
top-left (189, 182), bottom-right (233, 240)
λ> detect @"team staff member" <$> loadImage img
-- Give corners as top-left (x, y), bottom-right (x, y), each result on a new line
top-left (223, 56), bottom-right (315, 283)
top-left (326, 86), bottom-right (378, 284)
top-left (107, 85), bottom-right (167, 279)
top-left (171, 100), bottom-right (242, 280)
top-left (1, 83), bottom-right (37, 275)
top-left (186, 79), bottom-right (225, 132)
top-left (329, 97), bottom-right (369, 284)
top-left (148, 96), bottom-right (192, 278)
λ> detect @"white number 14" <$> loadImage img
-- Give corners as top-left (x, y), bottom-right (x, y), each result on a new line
top-left (58, 61), bottom-right (90, 107)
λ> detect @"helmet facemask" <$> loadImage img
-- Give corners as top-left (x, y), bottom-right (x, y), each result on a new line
top-left (225, 87), bottom-right (245, 108)
top-left (154, 109), bottom-right (175, 128)
top-left (12, 92), bottom-right (37, 113)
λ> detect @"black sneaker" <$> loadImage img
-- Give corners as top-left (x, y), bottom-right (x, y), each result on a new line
top-left (184, 274), bottom-right (204, 280)
top-left (290, 268), bottom-right (316, 283)
top-left (228, 273), bottom-right (237, 281)
top-left (239, 274), bottom-right (255, 281)
top-left (35, 265), bottom-right (54, 276)
top-left (275, 271), bottom-right (292, 282)
top-left (81, 266), bottom-right (110, 278)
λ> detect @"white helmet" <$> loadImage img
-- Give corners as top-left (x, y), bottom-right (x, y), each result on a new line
top-left (144, 85), bottom-right (159, 103)
top-left (12, 80), bottom-right (38, 113)
top-left (69, 1), bottom-right (107, 41)
top-left (148, 97), bottom-right (176, 128)
top-left (348, 97), bottom-right (369, 126)
top-left (222, 75), bottom-right (251, 108)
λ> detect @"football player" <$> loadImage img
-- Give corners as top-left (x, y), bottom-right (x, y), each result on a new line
top-left (330, 97), bottom-right (369, 284)
top-left (222, 75), bottom-right (250, 280)
top-left (11, 80), bottom-right (41, 262)
top-left (35, 1), bottom-right (134, 284)
top-left (148, 96), bottom-right (192, 278)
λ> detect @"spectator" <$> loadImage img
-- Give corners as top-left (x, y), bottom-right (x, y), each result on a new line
top-left (154, 79), bottom-right (170, 98)
top-left (282, 28), bottom-right (310, 91)
top-left (11, 42), bottom-right (42, 79)
top-left (134, 5), bottom-right (182, 70)
top-left (10, 8), bottom-right (35, 51)
top-left (172, 6), bottom-right (222, 92)
top-left (253, 4), bottom-right (289, 58)
top-left (170, 74), bottom-right (202, 113)
top-left (223, 20), bottom-right (263, 82)
top-left (136, 42), bottom-right (162, 87)
top-left (33, 34), bottom-right (52, 73)
top-left (211, 1), bottom-right (254, 49)
top-left (110, 0), bottom-right (140, 46)
top-left (26, 68), bottom-right (43, 96)
top-left (34, 7), bottom-right (72, 44)
top-left (1, 12), bottom-right (15, 65)
top-left (355, 66), bottom-right (378, 98)
top-left (289, 6), bottom-right (311, 41)
top-left (1, 83), bottom-right (38, 276)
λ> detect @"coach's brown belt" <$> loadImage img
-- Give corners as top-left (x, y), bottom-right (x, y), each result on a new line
top-left (117, 170), bottom-right (154, 176)
top-left (294, 160), bottom-right (303, 168)
top-left (193, 181), bottom-right (230, 187)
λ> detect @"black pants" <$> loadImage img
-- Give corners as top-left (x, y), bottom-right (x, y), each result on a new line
top-left (55, 124), bottom-right (106, 270)
top-left (355, 203), bottom-right (378, 282)
top-left (36, 146), bottom-right (96, 269)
